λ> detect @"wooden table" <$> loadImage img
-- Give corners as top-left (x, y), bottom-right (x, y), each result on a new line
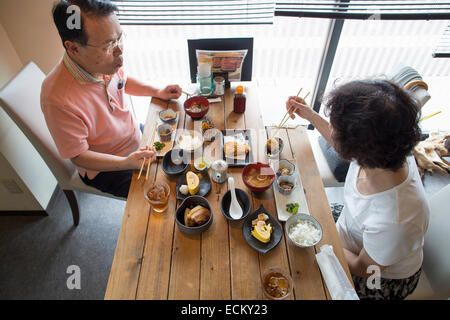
top-left (105, 82), bottom-right (352, 300)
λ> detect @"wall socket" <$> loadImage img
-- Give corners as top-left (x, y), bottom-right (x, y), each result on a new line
top-left (0, 179), bottom-right (24, 194)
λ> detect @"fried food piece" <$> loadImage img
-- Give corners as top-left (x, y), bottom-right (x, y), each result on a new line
top-left (184, 208), bottom-right (195, 227)
top-left (252, 213), bottom-right (269, 226)
top-left (184, 205), bottom-right (211, 227)
top-left (224, 141), bottom-right (250, 157)
top-left (267, 138), bottom-right (279, 154)
top-left (189, 205), bottom-right (211, 226)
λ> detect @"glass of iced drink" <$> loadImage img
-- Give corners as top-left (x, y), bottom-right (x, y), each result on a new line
top-left (261, 267), bottom-right (293, 300)
top-left (145, 181), bottom-right (170, 213)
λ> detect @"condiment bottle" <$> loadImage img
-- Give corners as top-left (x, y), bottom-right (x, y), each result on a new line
top-left (233, 85), bottom-right (246, 113)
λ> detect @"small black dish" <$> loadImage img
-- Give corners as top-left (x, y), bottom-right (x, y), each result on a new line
top-left (162, 149), bottom-right (189, 177)
top-left (242, 205), bottom-right (283, 254)
top-left (176, 170), bottom-right (212, 200)
top-left (175, 195), bottom-right (213, 235)
top-left (221, 188), bottom-right (251, 221)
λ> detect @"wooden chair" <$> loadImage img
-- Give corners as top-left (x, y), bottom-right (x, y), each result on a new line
top-left (0, 62), bottom-right (124, 226)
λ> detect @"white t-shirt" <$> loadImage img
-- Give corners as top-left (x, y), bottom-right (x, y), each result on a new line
top-left (336, 155), bottom-right (430, 279)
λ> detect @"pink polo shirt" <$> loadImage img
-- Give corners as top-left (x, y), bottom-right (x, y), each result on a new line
top-left (41, 53), bottom-right (141, 179)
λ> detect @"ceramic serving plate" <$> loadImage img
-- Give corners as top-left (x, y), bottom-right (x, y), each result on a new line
top-left (242, 205), bottom-right (283, 254)
top-left (176, 170), bottom-right (212, 200)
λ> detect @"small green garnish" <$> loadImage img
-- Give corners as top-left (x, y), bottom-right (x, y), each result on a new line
top-left (286, 202), bottom-right (299, 214)
top-left (153, 141), bottom-right (165, 151)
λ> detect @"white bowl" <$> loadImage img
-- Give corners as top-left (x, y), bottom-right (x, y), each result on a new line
top-left (273, 159), bottom-right (295, 177)
top-left (276, 175), bottom-right (297, 195)
top-left (285, 213), bottom-right (322, 248)
top-left (176, 130), bottom-right (203, 153)
top-left (159, 109), bottom-right (177, 123)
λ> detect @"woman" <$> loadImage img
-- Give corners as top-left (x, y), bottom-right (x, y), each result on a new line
top-left (286, 80), bottom-right (430, 299)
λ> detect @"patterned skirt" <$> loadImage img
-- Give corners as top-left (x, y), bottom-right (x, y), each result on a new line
top-left (351, 268), bottom-right (422, 300)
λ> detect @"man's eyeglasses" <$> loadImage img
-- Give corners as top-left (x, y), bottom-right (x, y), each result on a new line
top-left (84, 32), bottom-right (125, 54)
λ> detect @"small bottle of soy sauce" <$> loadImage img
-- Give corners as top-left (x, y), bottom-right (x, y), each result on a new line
top-left (233, 85), bottom-right (246, 113)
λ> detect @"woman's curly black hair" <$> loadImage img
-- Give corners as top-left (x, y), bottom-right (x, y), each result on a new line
top-left (324, 79), bottom-right (422, 171)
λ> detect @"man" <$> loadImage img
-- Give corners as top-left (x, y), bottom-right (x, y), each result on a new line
top-left (41, 0), bottom-right (181, 198)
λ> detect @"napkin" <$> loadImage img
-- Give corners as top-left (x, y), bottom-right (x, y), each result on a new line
top-left (315, 244), bottom-right (359, 300)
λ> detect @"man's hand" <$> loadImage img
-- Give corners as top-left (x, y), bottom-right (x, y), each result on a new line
top-left (125, 77), bottom-right (181, 100)
top-left (71, 148), bottom-right (155, 172)
top-left (124, 148), bottom-right (156, 170)
top-left (156, 85), bottom-right (182, 100)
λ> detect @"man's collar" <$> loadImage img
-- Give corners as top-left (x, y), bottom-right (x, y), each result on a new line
top-left (63, 52), bottom-right (104, 85)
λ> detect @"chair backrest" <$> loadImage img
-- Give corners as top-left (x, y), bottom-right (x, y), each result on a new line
top-left (423, 183), bottom-right (450, 298)
top-left (0, 61), bottom-right (75, 189)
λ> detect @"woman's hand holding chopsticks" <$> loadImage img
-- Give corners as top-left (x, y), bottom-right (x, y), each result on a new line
top-left (286, 96), bottom-right (313, 121)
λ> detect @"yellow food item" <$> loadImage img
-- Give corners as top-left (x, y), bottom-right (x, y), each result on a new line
top-left (251, 220), bottom-right (272, 243)
top-left (186, 171), bottom-right (200, 195)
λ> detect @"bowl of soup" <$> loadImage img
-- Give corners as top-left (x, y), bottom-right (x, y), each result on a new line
top-left (184, 96), bottom-right (209, 119)
top-left (242, 162), bottom-right (275, 192)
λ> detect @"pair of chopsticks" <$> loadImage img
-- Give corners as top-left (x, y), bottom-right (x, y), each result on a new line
top-left (420, 110), bottom-right (441, 122)
top-left (137, 120), bottom-right (158, 180)
top-left (271, 88), bottom-right (310, 138)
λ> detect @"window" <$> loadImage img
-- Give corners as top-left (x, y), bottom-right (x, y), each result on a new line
top-left (122, 17), bottom-right (331, 127)
top-left (119, 0), bottom-right (450, 130)
top-left (325, 19), bottom-right (449, 132)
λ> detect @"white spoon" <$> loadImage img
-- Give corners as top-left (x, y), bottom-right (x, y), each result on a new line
top-left (228, 177), bottom-right (243, 220)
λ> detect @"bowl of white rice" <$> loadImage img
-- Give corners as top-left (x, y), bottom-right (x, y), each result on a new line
top-left (285, 213), bottom-right (322, 248)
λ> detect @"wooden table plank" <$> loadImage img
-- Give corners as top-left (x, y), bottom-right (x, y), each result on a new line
top-left (281, 126), bottom-right (328, 300)
top-left (198, 97), bottom-right (232, 300)
top-left (262, 103), bottom-right (328, 300)
top-left (224, 85), bottom-right (262, 299)
top-left (288, 126), bottom-right (353, 299)
top-left (105, 98), bottom-right (167, 300)
top-left (136, 100), bottom-right (184, 300)
top-left (167, 98), bottom-right (202, 300)
top-left (242, 84), bottom-right (296, 300)
top-left (256, 126), bottom-right (294, 300)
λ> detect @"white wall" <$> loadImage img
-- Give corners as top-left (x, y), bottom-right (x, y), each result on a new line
top-left (0, 2), bottom-right (59, 211)
top-left (0, 0), bottom-right (64, 74)
top-left (0, 23), bottom-right (23, 85)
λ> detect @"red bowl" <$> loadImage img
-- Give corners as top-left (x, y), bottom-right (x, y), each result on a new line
top-left (242, 162), bottom-right (275, 192)
top-left (184, 96), bottom-right (209, 119)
